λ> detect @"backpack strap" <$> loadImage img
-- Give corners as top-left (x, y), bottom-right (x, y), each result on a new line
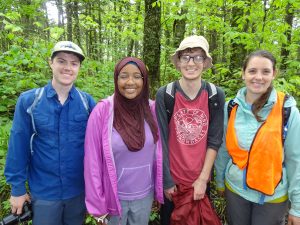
top-left (282, 95), bottom-right (291, 143)
top-left (227, 99), bottom-right (237, 119)
top-left (207, 82), bottom-right (217, 99)
top-left (164, 81), bottom-right (176, 123)
top-left (164, 81), bottom-right (220, 123)
top-left (75, 88), bottom-right (90, 115)
top-left (206, 82), bottom-right (219, 113)
top-left (26, 87), bottom-right (45, 155)
top-left (27, 87), bottom-right (44, 135)
top-left (26, 87), bottom-right (90, 155)
top-left (227, 95), bottom-right (291, 142)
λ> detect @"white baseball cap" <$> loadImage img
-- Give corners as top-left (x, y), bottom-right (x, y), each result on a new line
top-left (51, 41), bottom-right (85, 61)
top-left (171, 35), bottom-right (213, 70)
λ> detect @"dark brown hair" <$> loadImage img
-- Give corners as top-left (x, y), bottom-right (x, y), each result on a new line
top-left (51, 51), bottom-right (84, 64)
top-left (243, 50), bottom-right (276, 122)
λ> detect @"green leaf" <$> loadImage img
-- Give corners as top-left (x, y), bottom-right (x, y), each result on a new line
top-left (4, 23), bottom-right (22, 32)
top-left (0, 106), bottom-right (7, 112)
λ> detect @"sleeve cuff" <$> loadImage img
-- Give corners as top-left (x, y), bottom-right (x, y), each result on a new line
top-left (11, 185), bottom-right (27, 197)
top-left (216, 180), bottom-right (225, 190)
top-left (289, 205), bottom-right (300, 218)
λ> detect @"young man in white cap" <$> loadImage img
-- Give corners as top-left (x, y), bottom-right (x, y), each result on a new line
top-left (156, 35), bottom-right (225, 224)
top-left (5, 41), bottom-right (95, 225)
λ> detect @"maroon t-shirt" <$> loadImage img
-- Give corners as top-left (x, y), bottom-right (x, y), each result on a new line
top-left (169, 90), bottom-right (209, 185)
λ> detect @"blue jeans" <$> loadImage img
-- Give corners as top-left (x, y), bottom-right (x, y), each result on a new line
top-left (109, 193), bottom-right (153, 225)
top-left (31, 194), bottom-right (86, 225)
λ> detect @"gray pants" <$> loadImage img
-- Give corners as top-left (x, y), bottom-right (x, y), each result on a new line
top-left (225, 188), bottom-right (288, 225)
top-left (109, 193), bottom-right (153, 225)
top-left (31, 194), bottom-right (86, 225)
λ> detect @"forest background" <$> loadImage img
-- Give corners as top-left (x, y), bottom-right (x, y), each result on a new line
top-left (0, 0), bottom-right (299, 224)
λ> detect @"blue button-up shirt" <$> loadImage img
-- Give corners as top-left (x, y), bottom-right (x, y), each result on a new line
top-left (5, 82), bottom-right (95, 200)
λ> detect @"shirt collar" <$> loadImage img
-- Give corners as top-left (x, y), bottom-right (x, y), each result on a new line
top-left (235, 86), bottom-right (277, 108)
top-left (45, 81), bottom-right (76, 99)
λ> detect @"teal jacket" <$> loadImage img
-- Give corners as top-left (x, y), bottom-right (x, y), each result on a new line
top-left (215, 87), bottom-right (300, 217)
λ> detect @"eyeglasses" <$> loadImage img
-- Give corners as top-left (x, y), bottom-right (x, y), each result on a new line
top-left (179, 55), bottom-right (205, 64)
top-left (118, 73), bottom-right (143, 81)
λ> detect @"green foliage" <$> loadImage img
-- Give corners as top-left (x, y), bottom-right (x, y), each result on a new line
top-left (77, 60), bottom-right (115, 101)
top-left (0, 41), bottom-right (50, 120)
top-left (149, 211), bottom-right (159, 222)
top-left (0, 121), bottom-right (12, 218)
top-left (85, 214), bottom-right (97, 225)
top-left (210, 180), bottom-right (227, 224)
top-left (0, 0), bottom-right (300, 223)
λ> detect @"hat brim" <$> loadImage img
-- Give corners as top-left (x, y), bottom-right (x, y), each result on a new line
top-left (51, 49), bottom-right (85, 61)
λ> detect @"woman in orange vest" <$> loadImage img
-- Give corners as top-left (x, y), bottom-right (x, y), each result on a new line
top-left (215, 50), bottom-right (300, 225)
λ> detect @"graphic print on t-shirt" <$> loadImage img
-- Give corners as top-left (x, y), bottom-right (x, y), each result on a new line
top-left (174, 108), bottom-right (208, 145)
top-left (168, 90), bottom-right (209, 184)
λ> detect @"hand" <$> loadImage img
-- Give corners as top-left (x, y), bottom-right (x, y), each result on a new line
top-left (192, 178), bottom-right (207, 200)
top-left (152, 200), bottom-right (161, 210)
top-left (164, 185), bottom-right (177, 201)
top-left (95, 214), bottom-right (110, 225)
top-left (9, 194), bottom-right (31, 215)
top-left (288, 214), bottom-right (300, 225)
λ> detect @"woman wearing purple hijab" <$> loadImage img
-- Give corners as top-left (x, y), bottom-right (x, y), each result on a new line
top-left (84, 57), bottom-right (163, 225)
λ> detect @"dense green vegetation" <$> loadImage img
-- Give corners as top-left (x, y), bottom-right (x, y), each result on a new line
top-left (0, 0), bottom-right (299, 224)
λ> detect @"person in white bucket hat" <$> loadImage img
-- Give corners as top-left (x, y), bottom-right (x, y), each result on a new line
top-left (171, 35), bottom-right (213, 71)
top-left (156, 35), bottom-right (225, 224)
top-left (4, 41), bottom-right (95, 225)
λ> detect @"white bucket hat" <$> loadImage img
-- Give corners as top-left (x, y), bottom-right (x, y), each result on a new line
top-left (51, 41), bottom-right (85, 61)
top-left (171, 35), bottom-right (213, 70)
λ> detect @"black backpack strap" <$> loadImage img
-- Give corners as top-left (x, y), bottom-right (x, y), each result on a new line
top-left (165, 81), bottom-right (222, 123)
top-left (164, 81), bottom-right (176, 123)
top-left (205, 81), bottom-right (220, 115)
top-left (226, 95), bottom-right (290, 143)
top-left (227, 99), bottom-right (237, 119)
top-left (283, 95), bottom-right (291, 142)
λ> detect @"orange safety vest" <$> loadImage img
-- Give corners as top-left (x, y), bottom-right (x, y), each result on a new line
top-left (226, 92), bottom-right (285, 196)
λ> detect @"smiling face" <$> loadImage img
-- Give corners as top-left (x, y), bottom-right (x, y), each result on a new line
top-left (49, 52), bottom-right (81, 89)
top-left (177, 48), bottom-right (206, 81)
top-left (243, 56), bottom-right (276, 102)
top-left (117, 63), bottom-right (144, 99)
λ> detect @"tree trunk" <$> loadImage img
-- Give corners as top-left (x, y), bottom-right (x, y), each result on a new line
top-left (172, 7), bottom-right (186, 49)
top-left (97, 3), bottom-right (103, 62)
top-left (280, 2), bottom-right (294, 72)
top-left (56, 0), bottom-right (64, 28)
top-left (229, 1), bottom-right (249, 73)
top-left (161, 1), bottom-right (172, 83)
top-left (143, 0), bottom-right (161, 98)
top-left (42, 1), bottom-right (50, 41)
top-left (259, 0), bottom-right (268, 46)
top-left (66, 0), bottom-right (73, 41)
top-left (20, 0), bottom-right (32, 38)
top-left (73, 1), bottom-right (81, 48)
top-left (128, 1), bottom-right (141, 56)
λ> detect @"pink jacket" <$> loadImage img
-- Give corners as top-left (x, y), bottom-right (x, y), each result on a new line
top-left (84, 95), bottom-right (163, 217)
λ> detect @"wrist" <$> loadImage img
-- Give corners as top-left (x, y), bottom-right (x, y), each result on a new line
top-left (197, 176), bottom-right (208, 183)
